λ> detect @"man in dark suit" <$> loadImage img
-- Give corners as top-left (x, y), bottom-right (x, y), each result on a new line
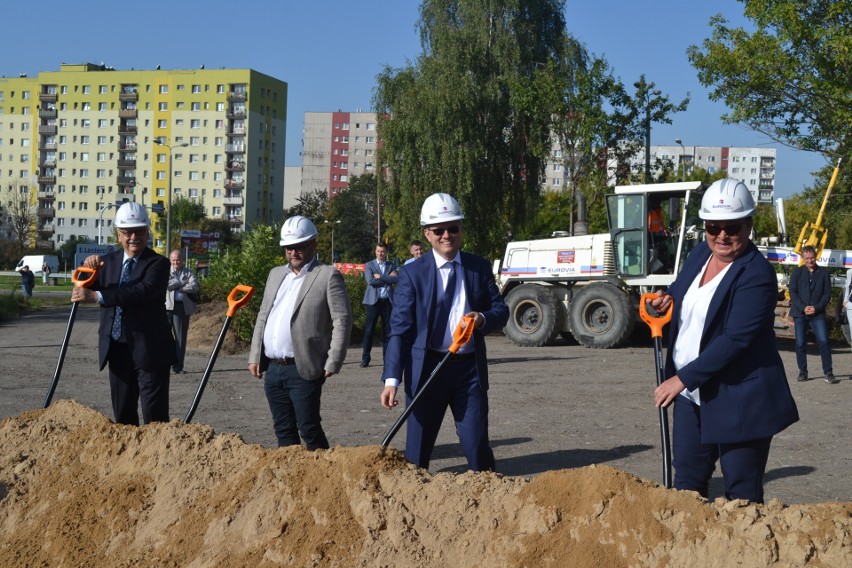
top-left (789, 245), bottom-right (837, 384)
top-left (380, 193), bottom-right (509, 471)
top-left (72, 202), bottom-right (175, 425)
top-left (360, 242), bottom-right (398, 367)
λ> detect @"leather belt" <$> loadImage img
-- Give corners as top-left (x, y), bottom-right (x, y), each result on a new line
top-left (428, 349), bottom-right (476, 360)
top-left (269, 357), bottom-right (296, 365)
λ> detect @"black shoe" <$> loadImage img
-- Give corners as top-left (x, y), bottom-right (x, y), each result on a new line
top-left (796, 371), bottom-right (808, 382)
top-left (825, 373), bottom-right (839, 384)
top-left (172, 367), bottom-right (184, 374)
top-left (359, 360), bottom-right (369, 368)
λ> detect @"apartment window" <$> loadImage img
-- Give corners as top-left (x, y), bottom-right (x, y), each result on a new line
top-left (366, 136), bottom-right (375, 143)
top-left (366, 123), bottom-right (376, 130)
top-left (159, 85), bottom-right (168, 94)
top-left (191, 102), bottom-right (200, 111)
top-left (98, 102), bottom-right (107, 111)
top-left (82, 102), bottom-right (91, 111)
top-left (97, 152), bottom-right (106, 161)
top-left (81, 119), bottom-right (91, 128)
top-left (216, 102), bottom-right (225, 112)
top-left (97, 169), bottom-right (106, 178)
top-left (189, 171), bottom-right (199, 180)
top-left (217, 85), bottom-right (225, 94)
top-left (342, 122), bottom-right (350, 130)
top-left (175, 119), bottom-right (184, 126)
top-left (213, 189), bottom-right (222, 198)
top-left (213, 172), bottom-right (222, 181)
top-left (158, 119), bottom-right (167, 128)
top-left (189, 188), bottom-right (199, 197)
top-left (61, 86), bottom-right (68, 94)
top-left (191, 85), bottom-right (201, 94)
top-left (97, 136), bottom-right (107, 144)
top-left (59, 152), bottom-right (67, 161)
top-left (215, 137), bottom-right (223, 146)
top-left (81, 152), bottom-right (89, 161)
top-left (189, 154), bottom-right (200, 163)
top-left (212, 206), bottom-right (221, 215)
top-left (191, 119), bottom-right (200, 129)
top-left (340, 175), bottom-right (348, 182)
top-left (81, 136), bottom-right (90, 144)
top-left (80, 169), bottom-right (89, 178)
top-left (82, 85), bottom-right (91, 94)
top-left (158, 102), bottom-right (168, 111)
top-left (190, 136), bottom-right (200, 145)
top-left (177, 84), bottom-right (185, 91)
top-left (157, 171), bottom-right (166, 180)
top-left (99, 85), bottom-right (108, 94)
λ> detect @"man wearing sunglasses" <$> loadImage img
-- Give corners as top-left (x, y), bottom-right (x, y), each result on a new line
top-left (380, 193), bottom-right (508, 471)
top-left (647, 178), bottom-right (798, 503)
top-left (248, 215), bottom-right (353, 449)
top-left (71, 201), bottom-right (175, 425)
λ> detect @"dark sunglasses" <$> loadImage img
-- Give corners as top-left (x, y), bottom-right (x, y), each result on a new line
top-left (285, 243), bottom-right (312, 252)
top-left (428, 225), bottom-right (460, 236)
top-left (118, 228), bottom-right (147, 237)
top-left (704, 222), bottom-right (745, 236)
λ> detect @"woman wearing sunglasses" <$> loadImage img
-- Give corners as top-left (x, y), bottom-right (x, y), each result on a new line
top-left (647, 178), bottom-right (798, 503)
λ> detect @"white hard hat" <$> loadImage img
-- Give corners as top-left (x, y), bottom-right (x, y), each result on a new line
top-left (699, 178), bottom-right (756, 221)
top-left (114, 201), bottom-right (150, 228)
top-left (280, 215), bottom-right (318, 246)
top-left (420, 193), bottom-right (464, 226)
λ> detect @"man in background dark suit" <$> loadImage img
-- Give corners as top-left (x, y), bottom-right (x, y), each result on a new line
top-left (72, 202), bottom-right (175, 425)
top-left (360, 242), bottom-right (398, 367)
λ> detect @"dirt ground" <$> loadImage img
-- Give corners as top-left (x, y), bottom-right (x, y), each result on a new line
top-left (1, 301), bottom-right (851, 566)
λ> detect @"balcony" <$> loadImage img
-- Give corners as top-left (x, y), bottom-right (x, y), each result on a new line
top-left (38, 175), bottom-right (57, 184)
top-left (39, 125), bottom-right (58, 136)
top-left (228, 128), bottom-right (246, 136)
top-left (118, 108), bottom-right (138, 119)
top-left (117, 159), bottom-right (136, 168)
top-left (224, 144), bottom-right (245, 154)
top-left (37, 207), bottom-right (55, 218)
top-left (38, 189), bottom-right (55, 200)
top-left (116, 177), bottom-right (136, 187)
top-left (227, 92), bottom-right (247, 102)
top-left (39, 141), bottom-right (57, 151)
top-left (225, 180), bottom-right (244, 190)
top-left (223, 194), bottom-right (243, 205)
top-left (226, 161), bottom-right (245, 172)
top-left (39, 108), bottom-right (58, 119)
top-left (118, 125), bottom-right (138, 135)
top-left (119, 91), bottom-right (138, 102)
top-left (118, 142), bottom-right (137, 151)
top-left (41, 159), bottom-right (57, 168)
top-left (40, 223), bottom-right (55, 234)
top-left (227, 215), bottom-right (243, 226)
top-left (226, 110), bottom-right (247, 120)
top-left (40, 92), bottom-right (58, 103)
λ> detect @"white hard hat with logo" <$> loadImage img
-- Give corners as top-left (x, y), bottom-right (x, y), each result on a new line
top-left (280, 215), bottom-right (318, 246)
top-left (114, 201), bottom-right (150, 228)
top-left (699, 178), bottom-right (756, 221)
top-left (420, 193), bottom-right (465, 226)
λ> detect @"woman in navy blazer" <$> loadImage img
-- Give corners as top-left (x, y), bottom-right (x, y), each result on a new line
top-left (649, 179), bottom-right (798, 503)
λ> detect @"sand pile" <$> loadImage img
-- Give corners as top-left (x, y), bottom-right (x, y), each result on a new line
top-left (0, 401), bottom-right (849, 567)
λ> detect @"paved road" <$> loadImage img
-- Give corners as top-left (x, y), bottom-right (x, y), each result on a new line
top-left (1, 305), bottom-right (850, 505)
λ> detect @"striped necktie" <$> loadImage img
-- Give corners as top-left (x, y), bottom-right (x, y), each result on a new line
top-left (110, 258), bottom-right (135, 340)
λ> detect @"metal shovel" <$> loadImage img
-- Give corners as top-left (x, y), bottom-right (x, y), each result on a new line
top-left (43, 267), bottom-right (99, 408)
top-left (639, 293), bottom-right (674, 488)
top-left (381, 315), bottom-right (476, 447)
top-left (184, 284), bottom-right (254, 423)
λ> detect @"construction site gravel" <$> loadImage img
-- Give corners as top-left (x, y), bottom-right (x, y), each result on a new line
top-left (1, 302), bottom-right (850, 567)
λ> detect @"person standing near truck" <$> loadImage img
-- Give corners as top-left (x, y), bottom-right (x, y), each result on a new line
top-left (19, 266), bottom-right (35, 299)
top-left (42, 262), bottom-right (51, 286)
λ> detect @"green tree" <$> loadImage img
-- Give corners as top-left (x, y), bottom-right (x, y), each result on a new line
top-left (2, 180), bottom-right (35, 257)
top-left (375, 0), bottom-right (570, 257)
top-left (284, 189), bottom-right (329, 222)
top-left (156, 196), bottom-right (206, 252)
top-left (687, 0), bottom-right (851, 159)
top-left (327, 174), bottom-right (379, 263)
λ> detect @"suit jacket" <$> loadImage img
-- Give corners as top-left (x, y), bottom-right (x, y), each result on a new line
top-left (362, 259), bottom-right (398, 305)
top-left (788, 263), bottom-right (831, 318)
top-left (248, 261), bottom-right (353, 380)
top-left (94, 247), bottom-right (176, 371)
top-left (382, 252), bottom-right (509, 397)
top-left (665, 241), bottom-right (798, 444)
top-left (165, 266), bottom-right (200, 315)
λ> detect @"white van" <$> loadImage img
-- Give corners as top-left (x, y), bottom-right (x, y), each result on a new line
top-left (15, 255), bottom-right (59, 275)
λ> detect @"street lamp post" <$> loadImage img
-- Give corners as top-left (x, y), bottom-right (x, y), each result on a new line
top-left (325, 219), bottom-right (341, 263)
top-left (98, 203), bottom-right (117, 245)
top-left (675, 138), bottom-right (686, 181)
top-left (154, 138), bottom-right (189, 254)
top-left (634, 78), bottom-right (662, 183)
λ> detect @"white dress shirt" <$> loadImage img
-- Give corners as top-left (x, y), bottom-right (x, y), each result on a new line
top-left (263, 259), bottom-right (314, 359)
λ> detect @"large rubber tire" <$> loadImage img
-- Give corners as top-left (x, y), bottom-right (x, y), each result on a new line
top-left (569, 283), bottom-right (634, 349)
top-left (504, 284), bottom-right (564, 347)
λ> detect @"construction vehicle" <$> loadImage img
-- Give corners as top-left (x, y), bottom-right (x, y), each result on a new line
top-left (495, 181), bottom-right (852, 349)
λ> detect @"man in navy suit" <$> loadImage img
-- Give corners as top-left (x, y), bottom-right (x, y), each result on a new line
top-left (72, 202), bottom-right (175, 425)
top-left (360, 242), bottom-right (398, 367)
top-left (649, 179), bottom-right (798, 503)
top-left (380, 193), bottom-right (508, 471)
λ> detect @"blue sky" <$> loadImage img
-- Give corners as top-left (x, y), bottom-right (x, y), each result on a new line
top-left (4, 0), bottom-right (825, 198)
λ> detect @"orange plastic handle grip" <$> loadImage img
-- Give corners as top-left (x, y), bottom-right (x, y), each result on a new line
top-left (639, 292), bottom-right (673, 339)
top-left (72, 266), bottom-right (98, 288)
top-left (448, 315), bottom-right (477, 354)
top-left (226, 284), bottom-right (254, 317)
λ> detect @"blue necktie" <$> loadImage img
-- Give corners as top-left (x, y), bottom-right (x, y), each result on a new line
top-left (111, 258), bottom-right (135, 340)
top-left (430, 261), bottom-right (457, 350)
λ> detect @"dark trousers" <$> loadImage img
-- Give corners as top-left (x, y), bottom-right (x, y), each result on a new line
top-left (107, 340), bottom-right (170, 425)
top-left (405, 351), bottom-right (495, 472)
top-left (793, 315), bottom-right (833, 375)
top-left (263, 362), bottom-right (329, 450)
top-left (169, 302), bottom-right (190, 371)
top-left (362, 298), bottom-right (392, 363)
top-left (673, 395), bottom-right (772, 503)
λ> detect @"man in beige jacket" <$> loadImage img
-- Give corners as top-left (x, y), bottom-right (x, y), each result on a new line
top-left (165, 250), bottom-right (199, 374)
top-left (248, 216), bottom-right (352, 449)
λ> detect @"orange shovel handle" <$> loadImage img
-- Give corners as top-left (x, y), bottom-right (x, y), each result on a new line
top-left (72, 266), bottom-right (98, 288)
top-left (639, 292), bottom-right (673, 339)
top-left (226, 285), bottom-right (254, 317)
top-left (448, 315), bottom-right (476, 354)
